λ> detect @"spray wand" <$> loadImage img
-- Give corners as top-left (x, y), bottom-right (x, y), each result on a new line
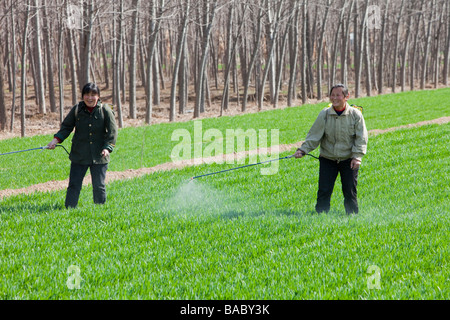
top-left (0, 144), bottom-right (69, 157)
top-left (190, 153), bottom-right (318, 180)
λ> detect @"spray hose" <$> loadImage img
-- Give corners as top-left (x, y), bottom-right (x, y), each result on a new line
top-left (0, 144), bottom-right (69, 157)
top-left (55, 144), bottom-right (70, 155)
top-left (191, 153), bottom-right (319, 180)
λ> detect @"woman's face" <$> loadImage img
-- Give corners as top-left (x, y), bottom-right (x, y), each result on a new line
top-left (330, 87), bottom-right (349, 109)
top-left (83, 91), bottom-right (100, 108)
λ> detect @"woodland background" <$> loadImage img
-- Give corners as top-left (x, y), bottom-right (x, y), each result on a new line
top-left (0, 0), bottom-right (449, 137)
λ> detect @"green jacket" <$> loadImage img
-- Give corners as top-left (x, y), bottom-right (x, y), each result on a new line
top-left (299, 103), bottom-right (368, 161)
top-left (55, 101), bottom-right (118, 165)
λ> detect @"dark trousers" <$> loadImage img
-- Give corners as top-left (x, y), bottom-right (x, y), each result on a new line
top-left (316, 157), bottom-right (359, 214)
top-left (65, 162), bottom-right (108, 209)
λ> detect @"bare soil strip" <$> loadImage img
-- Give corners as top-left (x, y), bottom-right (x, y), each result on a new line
top-left (1, 116), bottom-right (449, 199)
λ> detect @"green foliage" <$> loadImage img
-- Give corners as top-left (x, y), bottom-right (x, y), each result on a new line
top-left (1, 88), bottom-right (449, 190)
top-left (0, 120), bottom-right (449, 299)
top-left (350, 88), bottom-right (449, 130)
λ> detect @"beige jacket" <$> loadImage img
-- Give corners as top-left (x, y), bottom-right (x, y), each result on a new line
top-left (299, 103), bottom-right (368, 161)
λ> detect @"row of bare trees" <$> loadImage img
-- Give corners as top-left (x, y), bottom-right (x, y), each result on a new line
top-left (0, 0), bottom-right (449, 136)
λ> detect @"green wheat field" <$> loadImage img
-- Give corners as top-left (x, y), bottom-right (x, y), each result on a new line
top-left (0, 88), bottom-right (449, 299)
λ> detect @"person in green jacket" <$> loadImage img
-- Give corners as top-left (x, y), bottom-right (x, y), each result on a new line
top-left (294, 84), bottom-right (368, 214)
top-left (47, 83), bottom-right (118, 208)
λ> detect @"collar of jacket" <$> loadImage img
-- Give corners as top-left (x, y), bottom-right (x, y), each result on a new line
top-left (327, 102), bottom-right (351, 116)
top-left (80, 100), bottom-right (102, 111)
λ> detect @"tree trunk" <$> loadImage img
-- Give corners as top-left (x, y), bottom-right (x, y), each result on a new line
top-left (66, 29), bottom-right (78, 105)
top-left (355, 0), bottom-right (369, 98)
top-left (114, 0), bottom-right (124, 128)
top-left (194, 0), bottom-right (218, 118)
top-left (401, 2), bottom-right (413, 92)
top-left (152, 44), bottom-right (161, 106)
top-left (58, 3), bottom-right (65, 124)
top-left (301, 0), bottom-right (307, 104)
top-left (331, 1), bottom-right (345, 89)
top-left (221, 2), bottom-right (247, 115)
top-left (100, 30), bottom-right (110, 90)
top-left (0, 47), bottom-right (6, 131)
top-left (111, 8), bottom-right (116, 105)
top-left (157, 40), bottom-right (165, 91)
top-left (258, 0), bottom-right (283, 111)
top-left (179, 37), bottom-right (189, 115)
top-left (317, 0), bottom-right (331, 100)
top-left (80, 0), bottom-right (94, 89)
top-left (138, 30), bottom-right (147, 89)
top-left (364, 19), bottom-right (372, 96)
top-left (4, 25), bottom-right (12, 93)
top-left (238, 3), bottom-right (248, 100)
top-left (242, 5), bottom-right (263, 112)
top-left (391, 0), bottom-right (405, 93)
top-left (264, 1), bottom-right (276, 105)
top-left (221, 3), bottom-right (235, 113)
top-left (410, 1), bottom-right (425, 90)
top-left (28, 40), bottom-right (37, 104)
top-left (170, 0), bottom-right (191, 121)
top-left (434, 2), bottom-right (444, 88)
top-left (145, 0), bottom-right (164, 124)
top-left (21, 0), bottom-right (32, 137)
top-left (42, 0), bottom-right (57, 113)
top-left (9, 1), bottom-right (17, 132)
top-left (306, 7), bottom-right (315, 99)
top-left (273, 15), bottom-right (290, 109)
top-left (377, 0), bottom-right (389, 95)
top-left (128, 0), bottom-right (141, 119)
top-left (287, 0), bottom-right (299, 107)
top-left (209, 37), bottom-right (219, 90)
top-left (444, 0), bottom-right (450, 86)
top-left (341, 0), bottom-right (355, 85)
top-left (121, 31), bottom-right (126, 104)
top-left (420, 0), bottom-right (434, 90)
top-left (33, 0), bottom-right (46, 114)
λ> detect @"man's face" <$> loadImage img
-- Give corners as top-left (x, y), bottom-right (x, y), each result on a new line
top-left (330, 87), bottom-right (349, 109)
top-left (83, 92), bottom-right (99, 108)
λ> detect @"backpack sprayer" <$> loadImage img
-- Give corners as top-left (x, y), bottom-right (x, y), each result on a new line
top-left (190, 153), bottom-right (319, 180)
top-left (0, 144), bottom-right (70, 157)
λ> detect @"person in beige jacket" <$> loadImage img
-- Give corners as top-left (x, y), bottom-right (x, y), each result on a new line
top-left (294, 84), bottom-right (368, 214)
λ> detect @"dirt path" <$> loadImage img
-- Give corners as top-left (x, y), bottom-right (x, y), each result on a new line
top-left (1, 116), bottom-right (449, 199)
